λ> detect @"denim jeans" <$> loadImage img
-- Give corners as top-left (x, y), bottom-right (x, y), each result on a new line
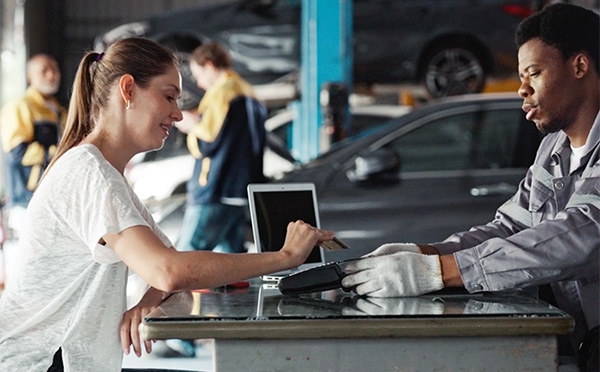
top-left (5, 145), bottom-right (33, 207)
top-left (176, 203), bottom-right (246, 253)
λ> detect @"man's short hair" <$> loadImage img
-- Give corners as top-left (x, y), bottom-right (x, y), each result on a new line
top-left (515, 3), bottom-right (599, 73)
top-left (190, 42), bottom-right (233, 69)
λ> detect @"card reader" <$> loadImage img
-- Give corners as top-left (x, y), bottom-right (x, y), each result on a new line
top-left (278, 258), bottom-right (360, 295)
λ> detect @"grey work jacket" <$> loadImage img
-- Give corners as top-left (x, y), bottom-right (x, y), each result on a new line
top-left (433, 112), bottom-right (600, 351)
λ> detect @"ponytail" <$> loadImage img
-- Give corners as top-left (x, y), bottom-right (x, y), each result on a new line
top-left (41, 37), bottom-right (178, 180)
top-left (41, 52), bottom-right (99, 179)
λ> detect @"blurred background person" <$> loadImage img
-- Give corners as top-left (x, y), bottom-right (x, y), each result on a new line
top-left (0, 54), bottom-right (65, 289)
top-left (170, 42), bottom-right (267, 358)
top-left (1, 54), bottom-right (65, 210)
top-left (175, 42), bottom-right (266, 255)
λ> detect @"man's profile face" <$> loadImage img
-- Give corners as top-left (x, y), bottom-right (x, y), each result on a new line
top-left (517, 38), bottom-right (579, 134)
top-left (189, 61), bottom-right (213, 91)
top-left (28, 55), bottom-right (61, 97)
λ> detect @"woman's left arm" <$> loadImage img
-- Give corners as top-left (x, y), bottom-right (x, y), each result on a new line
top-left (120, 283), bottom-right (170, 357)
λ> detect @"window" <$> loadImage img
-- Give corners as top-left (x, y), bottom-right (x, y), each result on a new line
top-left (350, 114), bottom-right (396, 135)
top-left (386, 108), bottom-right (526, 173)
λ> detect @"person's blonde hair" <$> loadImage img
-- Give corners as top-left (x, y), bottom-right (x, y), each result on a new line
top-left (42, 37), bottom-right (178, 178)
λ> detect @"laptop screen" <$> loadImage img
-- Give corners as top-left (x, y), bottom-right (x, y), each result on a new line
top-left (248, 183), bottom-right (324, 271)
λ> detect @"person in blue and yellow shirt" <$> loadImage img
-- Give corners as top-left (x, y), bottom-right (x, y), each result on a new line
top-left (171, 42), bottom-right (267, 357)
top-left (175, 42), bottom-right (267, 256)
top-left (0, 54), bottom-right (66, 207)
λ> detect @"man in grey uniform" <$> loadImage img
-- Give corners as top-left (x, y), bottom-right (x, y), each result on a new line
top-left (342, 3), bottom-right (599, 360)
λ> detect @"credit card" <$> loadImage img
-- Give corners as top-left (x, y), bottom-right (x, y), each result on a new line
top-left (321, 236), bottom-right (350, 250)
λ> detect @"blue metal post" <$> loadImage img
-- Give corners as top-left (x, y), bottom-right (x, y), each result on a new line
top-left (292, 0), bottom-right (352, 163)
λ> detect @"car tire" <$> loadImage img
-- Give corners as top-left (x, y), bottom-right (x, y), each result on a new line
top-left (421, 43), bottom-right (486, 98)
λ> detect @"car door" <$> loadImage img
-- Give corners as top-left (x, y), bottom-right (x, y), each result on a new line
top-left (319, 100), bottom-right (543, 261)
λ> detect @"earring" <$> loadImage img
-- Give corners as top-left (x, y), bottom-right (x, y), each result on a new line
top-left (126, 100), bottom-right (131, 110)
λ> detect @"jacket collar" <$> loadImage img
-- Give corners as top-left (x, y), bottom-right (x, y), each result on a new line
top-left (551, 110), bottom-right (600, 169)
top-left (25, 86), bottom-right (62, 110)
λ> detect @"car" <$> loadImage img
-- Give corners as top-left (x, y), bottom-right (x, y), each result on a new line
top-left (276, 93), bottom-right (544, 261)
top-left (94, 0), bottom-right (534, 109)
top-left (125, 103), bottom-right (411, 243)
top-left (266, 102), bottom-right (412, 154)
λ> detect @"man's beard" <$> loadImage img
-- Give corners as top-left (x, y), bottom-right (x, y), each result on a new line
top-left (37, 81), bottom-right (60, 96)
top-left (536, 113), bottom-right (569, 134)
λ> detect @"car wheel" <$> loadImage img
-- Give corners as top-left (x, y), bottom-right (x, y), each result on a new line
top-left (421, 44), bottom-right (486, 98)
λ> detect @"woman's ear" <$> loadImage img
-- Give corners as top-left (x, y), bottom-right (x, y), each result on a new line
top-left (118, 74), bottom-right (135, 106)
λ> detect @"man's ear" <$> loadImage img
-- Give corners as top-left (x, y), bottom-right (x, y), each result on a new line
top-left (118, 74), bottom-right (135, 104)
top-left (204, 61), bottom-right (218, 72)
top-left (573, 53), bottom-right (590, 79)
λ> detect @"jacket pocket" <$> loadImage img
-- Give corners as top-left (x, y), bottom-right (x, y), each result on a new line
top-left (529, 180), bottom-right (553, 212)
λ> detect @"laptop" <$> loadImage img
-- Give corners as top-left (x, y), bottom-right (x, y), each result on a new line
top-left (247, 183), bottom-right (326, 281)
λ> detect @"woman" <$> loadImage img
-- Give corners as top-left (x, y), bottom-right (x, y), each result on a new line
top-left (0, 37), bottom-right (333, 371)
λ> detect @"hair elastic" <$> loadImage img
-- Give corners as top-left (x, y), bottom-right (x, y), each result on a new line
top-left (96, 52), bottom-right (104, 62)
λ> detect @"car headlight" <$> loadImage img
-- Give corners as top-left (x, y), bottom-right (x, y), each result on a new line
top-left (94, 21), bottom-right (150, 51)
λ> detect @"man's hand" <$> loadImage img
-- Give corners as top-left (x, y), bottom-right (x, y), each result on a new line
top-left (364, 243), bottom-right (421, 257)
top-left (341, 251), bottom-right (444, 297)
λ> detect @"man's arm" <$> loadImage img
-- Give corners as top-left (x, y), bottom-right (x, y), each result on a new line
top-left (431, 168), bottom-right (536, 256)
top-left (440, 254), bottom-right (464, 287)
top-left (418, 245), bottom-right (464, 287)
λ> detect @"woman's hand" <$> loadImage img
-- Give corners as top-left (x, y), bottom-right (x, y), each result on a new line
top-left (279, 220), bottom-right (335, 268)
top-left (120, 287), bottom-right (167, 357)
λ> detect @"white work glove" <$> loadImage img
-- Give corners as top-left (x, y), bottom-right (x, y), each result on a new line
top-left (341, 251), bottom-right (444, 297)
top-left (364, 243), bottom-right (422, 257)
top-left (343, 297), bottom-right (444, 316)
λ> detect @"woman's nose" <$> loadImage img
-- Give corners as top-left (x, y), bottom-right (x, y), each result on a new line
top-left (172, 104), bottom-right (183, 122)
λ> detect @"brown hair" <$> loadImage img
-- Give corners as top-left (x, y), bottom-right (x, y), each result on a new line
top-left (190, 42), bottom-right (233, 69)
top-left (43, 37), bottom-right (178, 177)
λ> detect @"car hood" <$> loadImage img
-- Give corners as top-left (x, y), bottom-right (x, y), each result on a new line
top-left (279, 132), bottom-right (379, 187)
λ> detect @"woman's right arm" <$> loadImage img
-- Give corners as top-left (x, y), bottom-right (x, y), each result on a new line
top-left (104, 220), bottom-right (334, 292)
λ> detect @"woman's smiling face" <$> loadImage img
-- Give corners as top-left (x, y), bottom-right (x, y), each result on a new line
top-left (129, 65), bottom-right (183, 152)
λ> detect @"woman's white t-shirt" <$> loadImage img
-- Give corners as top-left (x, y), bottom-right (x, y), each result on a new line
top-left (0, 144), bottom-right (171, 371)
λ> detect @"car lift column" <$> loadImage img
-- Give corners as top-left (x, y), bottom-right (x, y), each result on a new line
top-left (292, 0), bottom-right (353, 163)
